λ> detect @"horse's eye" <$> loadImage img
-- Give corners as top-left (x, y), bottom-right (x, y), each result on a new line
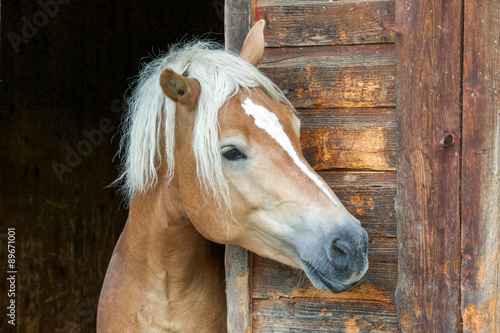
top-left (222, 147), bottom-right (246, 161)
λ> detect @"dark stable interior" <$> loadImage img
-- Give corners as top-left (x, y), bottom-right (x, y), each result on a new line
top-left (0, 1), bottom-right (224, 331)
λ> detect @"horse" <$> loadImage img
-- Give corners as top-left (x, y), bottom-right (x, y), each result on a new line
top-left (97, 20), bottom-right (369, 332)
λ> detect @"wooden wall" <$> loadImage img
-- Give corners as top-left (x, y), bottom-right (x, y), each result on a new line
top-left (226, 0), bottom-right (398, 331)
top-left (396, 0), bottom-right (500, 331)
top-left (227, 1), bottom-right (500, 331)
top-left (0, 1), bottom-right (223, 331)
top-left (461, 0), bottom-right (500, 330)
top-left (395, 0), bottom-right (463, 330)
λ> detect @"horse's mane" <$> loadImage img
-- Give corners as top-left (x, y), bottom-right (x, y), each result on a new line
top-left (114, 41), bottom-right (291, 204)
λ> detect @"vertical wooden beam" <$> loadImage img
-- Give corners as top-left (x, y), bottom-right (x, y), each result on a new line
top-left (225, 2), bottom-right (253, 333)
top-left (225, 246), bottom-right (252, 333)
top-left (461, 1), bottom-right (500, 331)
top-left (225, 0), bottom-right (254, 54)
top-left (395, 0), bottom-right (463, 331)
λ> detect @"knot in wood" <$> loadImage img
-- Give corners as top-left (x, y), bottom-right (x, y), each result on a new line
top-left (441, 133), bottom-right (455, 147)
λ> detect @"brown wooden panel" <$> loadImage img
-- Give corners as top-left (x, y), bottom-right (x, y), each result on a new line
top-left (300, 108), bottom-right (396, 171)
top-left (252, 236), bottom-right (397, 302)
top-left (225, 246), bottom-right (253, 333)
top-left (253, 298), bottom-right (398, 332)
top-left (224, 2), bottom-right (254, 333)
top-left (255, 0), bottom-right (395, 46)
top-left (461, 0), bottom-right (500, 331)
top-left (320, 171), bottom-right (396, 237)
top-left (395, 0), bottom-right (462, 331)
top-left (259, 44), bottom-right (396, 108)
top-left (225, 0), bottom-right (253, 54)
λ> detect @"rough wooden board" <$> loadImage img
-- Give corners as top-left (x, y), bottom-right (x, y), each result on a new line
top-left (461, 0), bottom-right (500, 331)
top-left (252, 298), bottom-right (399, 332)
top-left (300, 108), bottom-right (396, 171)
top-left (225, 245), bottom-right (253, 333)
top-left (319, 171), bottom-right (396, 237)
top-left (224, 1), bottom-right (254, 332)
top-left (225, 0), bottom-right (253, 54)
top-left (255, 0), bottom-right (395, 46)
top-left (394, 0), bottom-right (462, 331)
top-left (252, 236), bottom-right (397, 302)
top-left (259, 44), bottom-right (396, 108)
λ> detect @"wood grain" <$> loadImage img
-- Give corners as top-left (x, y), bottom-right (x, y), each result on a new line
top-left (225, 2), bottom-right (254, 332)
top-left (225, 0), bottom-right (253, 54)
top-left (225, 2), bottom-right (399, 332)
top-left (395, 0), bottom-right (462, 331)
top-left (252, 298), bottom-right (398, 332)
top-left (320, 171), bottom-right (396, 237)
top-left (300, 108), bottom-right (396, 171)
top-left (259, 44), bottom-right (396, 108)
top-left (255, 0), bottom-right (395, 46)
top-left (461, 0), bottom-right (500, 331)
top-left (225, 246), bottom-right (253, 333)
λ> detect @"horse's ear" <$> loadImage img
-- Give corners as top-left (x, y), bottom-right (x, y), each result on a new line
top-left (159, 68), bottom-right (200, 105)
top-left (240, 19), bottom-right (266, 66)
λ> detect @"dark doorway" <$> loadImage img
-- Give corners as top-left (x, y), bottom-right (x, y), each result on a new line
top-left (0, 1), bottom-right (224, 331)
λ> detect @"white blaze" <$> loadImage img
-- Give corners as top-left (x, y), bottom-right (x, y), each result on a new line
top-left (242, 98), bottom-right (339, 206)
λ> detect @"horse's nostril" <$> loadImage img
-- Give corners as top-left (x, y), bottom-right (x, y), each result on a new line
top-left (330, 238), bottom-right (351, 269)
top-left (333, 238), bottom-right (351, 254)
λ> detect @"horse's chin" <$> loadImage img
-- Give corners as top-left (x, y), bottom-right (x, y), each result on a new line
top-left (300, 259), bottom-right (362, 294)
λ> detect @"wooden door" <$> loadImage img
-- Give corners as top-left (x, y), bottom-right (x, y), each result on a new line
top-left (225, 0), bottom-right (398, 331)
top-left (396, 0), bottom-right (500, 331)
top-left (225, 0), bottom-right (500, 332)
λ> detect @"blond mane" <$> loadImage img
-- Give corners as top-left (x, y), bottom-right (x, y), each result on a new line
top-left (115, 41), bottom-right (291, 204)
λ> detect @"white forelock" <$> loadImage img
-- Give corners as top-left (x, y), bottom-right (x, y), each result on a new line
top-left (114, 41), bottom-right (292, 204)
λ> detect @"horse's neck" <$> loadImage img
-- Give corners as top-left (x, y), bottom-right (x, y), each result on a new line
top-left (98, 182), bottom-right (227, 332)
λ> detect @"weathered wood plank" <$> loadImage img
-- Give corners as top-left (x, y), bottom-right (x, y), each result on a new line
top-left (300, 108), bottom-right (396, 171)
top-left (259, 44), bottom-right (396, 108)
top-left (225, 246), bottom-right (253, 333)
top-left (461, 0), bottom-right (500, 331)
top-left (225, 2), bottom-right (253, 332)
top-left (252, 236), bottom-right (397, 302)
top-left (225, 0), bottom-right (253, 54)
top-left (319, 171), bottom-right (396, 237)
top-left (395, 0), bottom-right (462, 331)
top-left (255, 0), bottom-right (395, 46)
top-left (252, 298), bottom-right (399, 332)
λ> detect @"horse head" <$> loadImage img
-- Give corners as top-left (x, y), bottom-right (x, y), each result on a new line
top-left (156, 21), bottom-right (369, 292)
